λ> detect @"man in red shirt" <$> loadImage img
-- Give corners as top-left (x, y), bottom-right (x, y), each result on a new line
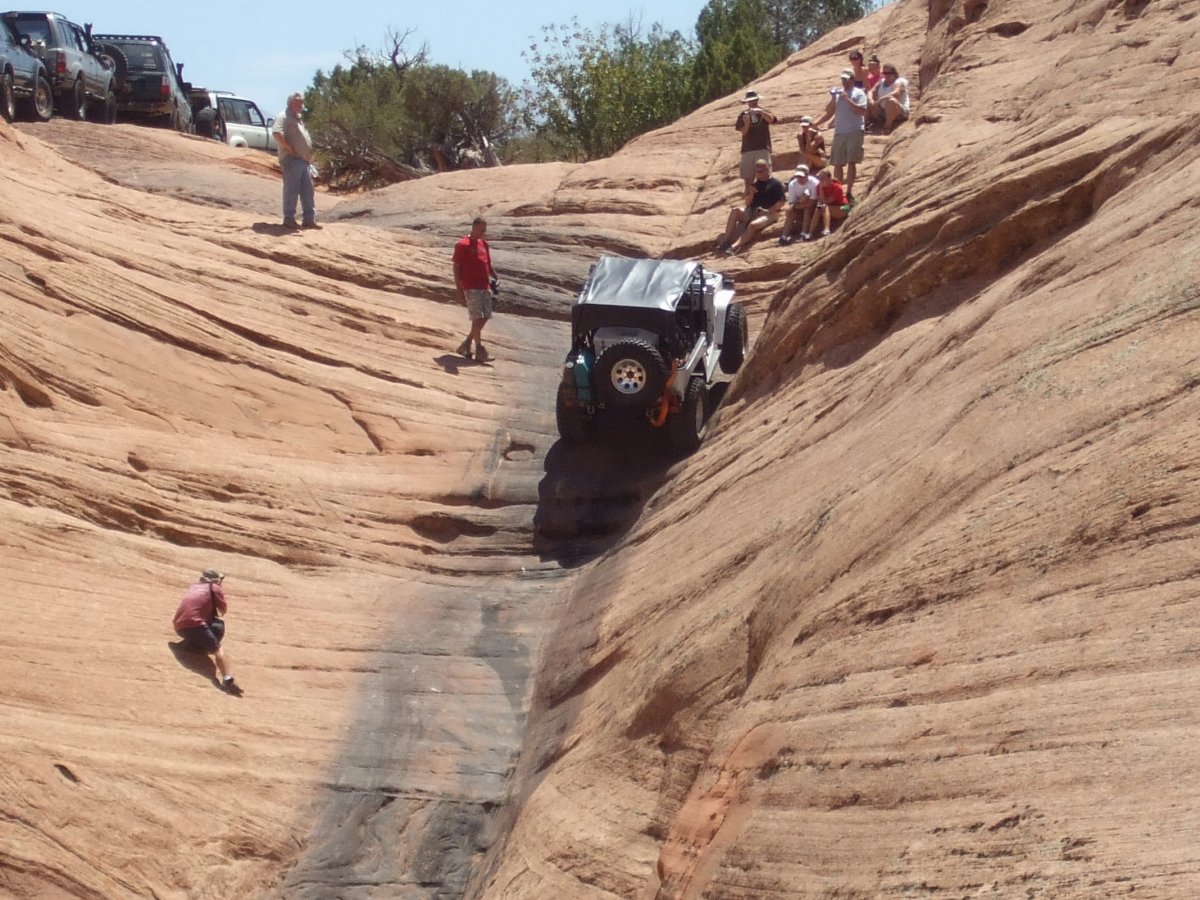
top-left (452, 217), bottom-right (498, 362)
top-left (173, 568), bottom-right (238, 692)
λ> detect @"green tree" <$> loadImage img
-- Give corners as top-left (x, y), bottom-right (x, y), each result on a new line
top-left (522, 18), bottom-right (694, 161)
top-left (303, 29), bottom-right (519, 189)
top-left (763, 0), bottom-right (873, 52)
top-left (689, 0), bottom-right (784, 107)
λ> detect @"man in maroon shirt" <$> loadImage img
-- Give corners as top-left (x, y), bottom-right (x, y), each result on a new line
top-left (173, 568), bottom-right (238, 692)
top-left (452, 217), bottom-right (498, 362)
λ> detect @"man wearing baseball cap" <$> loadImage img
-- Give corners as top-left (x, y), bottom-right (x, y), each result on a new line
top-left (734, 90), bottom-right (777, 188)
top-left (813, 69), bottom-right (868, 201)
top-left (796, 115), bottom-right (826, 173)
top-left (780, 164), bottom-right (820, 245)
top-left (173, 568), bottom-right (239, 693)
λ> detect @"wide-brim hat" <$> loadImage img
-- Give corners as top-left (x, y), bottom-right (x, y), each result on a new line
top-left (200, 568), bottom-right (224, 583)
top-left (743, 90), bottom-right (761, 102)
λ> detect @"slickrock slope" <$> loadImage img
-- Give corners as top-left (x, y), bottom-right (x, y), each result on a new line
top-left (471, 0), bottom-right (1200, 897)
top-left (2, 0), bottom-right (1197, 897)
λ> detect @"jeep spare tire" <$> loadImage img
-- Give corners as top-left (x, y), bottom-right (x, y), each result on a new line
top-left (595, 339), bottom-right (667, 409)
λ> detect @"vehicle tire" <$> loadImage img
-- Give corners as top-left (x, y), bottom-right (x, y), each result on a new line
top-left (594, 339), bottom-right (668, 409)
top-left (1, 71), bottom-right (15, 123)
top-left (194, 106), bottom-right (216, 138)
top-left (24, 73), bottom-right (52, 122)
top-left (100, 89), bottom-right (116, 124)
top-left (68, 76), bottom-right (86, 120)
top-left (556, 384), bottom-right (594, 444)
top-left (668, 376), bottom-right (709, 453)
top-left (97, 43), bottom-right (128, 92)
top-left (719, 303), bottom-right (749, 374)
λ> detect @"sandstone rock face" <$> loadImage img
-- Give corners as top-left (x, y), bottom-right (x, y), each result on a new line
top-left (2, 0), bottom-right (1198, 897)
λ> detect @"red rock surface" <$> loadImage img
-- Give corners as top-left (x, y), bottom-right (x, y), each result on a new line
top-left (3, 0), bottom-right (1199, 896)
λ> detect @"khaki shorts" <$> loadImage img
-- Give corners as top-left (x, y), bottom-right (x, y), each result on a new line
top-left (830, 131), bottom-right (865, 166)
top-left (740, 149), bottom-right (772, 181)
top-left (465, 289), bottom-right (492, 321)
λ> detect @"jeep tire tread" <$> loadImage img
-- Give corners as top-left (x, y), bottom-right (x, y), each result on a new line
top-left (594, 338), bottom-right (668, 409)
top-left (720, 303), bottom-right (749, 374)
top-left (668, 376), bottom-right (709, 453)
top-left (556, 384), bottom-right (595, 444)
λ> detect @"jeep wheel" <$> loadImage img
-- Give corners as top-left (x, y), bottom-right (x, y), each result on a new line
top-left (720, 303), bottom-right (749, 374)
top-left (594, 339), bottom-right (667, 409)
top-left (668, 376), bottom-right (709, 453)
top-left (24, 73), bottom-right (52, 122)
top-left (1, 71), bottom-right (15, 123)
top-left (68, 77), bottom-right (86, 120)
top-left (556, 384), bottom-right (595, 444)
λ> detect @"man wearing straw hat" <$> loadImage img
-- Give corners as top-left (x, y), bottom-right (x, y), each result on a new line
top-left (734, 89), bottom-right (777, 187)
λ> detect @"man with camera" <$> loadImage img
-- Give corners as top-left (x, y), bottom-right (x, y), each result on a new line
top-left (734, 90), bottom-right (778, 188)
top-left (814, 70), bottom-right (868, 202)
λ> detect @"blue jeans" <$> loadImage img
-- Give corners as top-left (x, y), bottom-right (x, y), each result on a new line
top-left (281, 155), bottom-right (315, 225)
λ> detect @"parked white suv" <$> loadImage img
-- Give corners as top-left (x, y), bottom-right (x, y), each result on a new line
top-left (190, 87), bottom-right (276, 151)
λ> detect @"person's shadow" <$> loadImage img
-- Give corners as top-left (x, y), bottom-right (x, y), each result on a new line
top-left (251, 222), bottom-right (301, 236)
top-left (168, 641), bottom-right (242, 695)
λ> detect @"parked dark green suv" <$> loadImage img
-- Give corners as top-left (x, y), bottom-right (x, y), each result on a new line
top-left (93, 33), bottom-right (192, 132)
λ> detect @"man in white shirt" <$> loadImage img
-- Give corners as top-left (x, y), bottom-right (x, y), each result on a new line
top-left (779, 165), bottom-right (820, 245)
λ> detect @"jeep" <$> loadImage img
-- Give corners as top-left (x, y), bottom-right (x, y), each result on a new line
top-left (556, 256), bottom-right (749, 453)
top-left (93, 34), bottom-right (192, 132)
top-left (1, 11), bottom-right (115, 121)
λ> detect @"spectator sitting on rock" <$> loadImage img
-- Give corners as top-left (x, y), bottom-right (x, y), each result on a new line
top-left (716, 158), bottom-right (787, 255)
top-left (779, 164), bottom-right (819, 245)
top-left (814, 69), bottom-right (868, 201)
top-left (813, 169), bottom-right (850, 238)
top-left (867, 54), bottom-right (883, 92)
top-left (796, 116), bottom-right (827, 172)
top-left (869, 63), bottom-right (911, 133)
top-left (734, 90), bottom-right (777, 188)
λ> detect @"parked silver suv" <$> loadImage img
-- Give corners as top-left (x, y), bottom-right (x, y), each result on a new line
top-left (1, 11), bottom-right (115, 121)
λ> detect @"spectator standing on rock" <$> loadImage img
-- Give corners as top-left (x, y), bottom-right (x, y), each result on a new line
top-left (734, 90), bottom-right (777, 187)
top-left (869, 63), bottom-right (911, 133)
top-left (796, 116), bottom-right (827, 173)
top-left (173, 569), bottom-right (239, 693)
top-left (814, 69), bottom-right (867, 201)
top-left (271, 92), bottom-right (319, 230)
top-left (453, 217), bottom-right (498, 362)
top-left (848, 50), bottom-right (868, 89)
top-left (716, 158), bottom-right (787, 255)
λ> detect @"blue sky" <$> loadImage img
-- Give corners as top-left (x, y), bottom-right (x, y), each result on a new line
top-left (63, 1), bottom-right (707, 115)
